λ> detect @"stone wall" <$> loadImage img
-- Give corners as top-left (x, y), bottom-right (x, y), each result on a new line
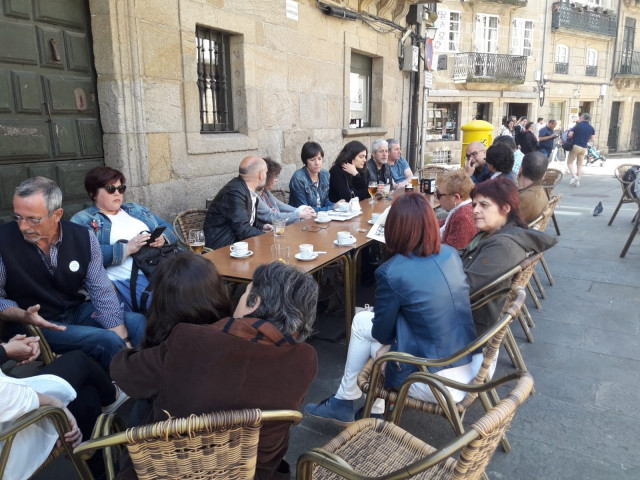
top-left (89, 0), bottom-right (413, 220)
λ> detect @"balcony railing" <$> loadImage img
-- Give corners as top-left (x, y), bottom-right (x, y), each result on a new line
top-left (464, 0), bottom-right (527, 5)
top-left (453, 53), bottom-right (527, 84)
top-left (551, 2), bottom-right (617, 36)
top-left (555, 62), bottom-right (569, 74)
top-left (586, 65), bottom-right (598, 77)
top-left (617, 50), bottom-right (640, 75)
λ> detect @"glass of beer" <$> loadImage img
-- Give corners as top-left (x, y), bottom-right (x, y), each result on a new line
top-left (188, 229), bottom-right (205, 254)
top-left (368, 181), bottom-right (378, 204)
top-left (411, 175), bottom-right (419, 188)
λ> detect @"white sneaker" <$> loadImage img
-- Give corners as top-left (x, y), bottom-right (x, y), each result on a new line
top-left (102, 383), bottom-right (130, 414)
top-left (569, 176), bottom-right (578, 186)
top-left (574, 180), bottom-right (580, 188)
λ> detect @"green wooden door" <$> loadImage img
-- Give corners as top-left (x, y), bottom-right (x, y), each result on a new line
top-left (0, 0), bottom-right (102, 222)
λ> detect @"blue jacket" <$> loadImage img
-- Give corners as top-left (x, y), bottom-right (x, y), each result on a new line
top-left (288, 167), bottom-right (334, 212)
top-left (71, 203), bottom-right (177, 267)
top-left (371, 245), bottom-right (477, 388)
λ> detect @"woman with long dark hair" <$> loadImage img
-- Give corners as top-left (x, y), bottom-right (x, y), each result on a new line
top-left (328, 141), bottom-right (369, 202)
top-left (305, 193), bottom-right (479, 424)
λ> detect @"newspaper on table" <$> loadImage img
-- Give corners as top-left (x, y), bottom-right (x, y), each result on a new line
top-left (366, 206), bottom-right (391, 243)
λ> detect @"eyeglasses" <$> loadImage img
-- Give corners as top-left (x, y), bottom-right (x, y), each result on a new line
top-left (12, 214), bottom-right (50, 226)
top-left (435, 191), bottom-right (453, 200)
top-left (465, 150), bottom-right (484, 160)
top-left (302, 225), bottom-right (328, 232)
top-left (103, 184), bottom-right (127, 194)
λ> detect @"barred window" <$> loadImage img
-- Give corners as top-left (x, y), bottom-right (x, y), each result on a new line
top-left (434, 10), bottom-right (460, 53)
top-left (196, 26), bottom-right (234, 133)
top-left (511, 18), bottom-right (534, 57)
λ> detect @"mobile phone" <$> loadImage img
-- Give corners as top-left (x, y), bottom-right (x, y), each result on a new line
top-left (147, 226), bottom-right (166, 244)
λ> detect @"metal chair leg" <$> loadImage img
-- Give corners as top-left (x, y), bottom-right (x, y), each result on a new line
top-left (531, 271), bottom-right (546, 299)
top-left (526, 281), bottom-right (542, 310)
top-left (517, 311), bottom-right (535, 343)
top-left (539, 255), bottom-right (555, 286)
top-left (620, 213), bottom-right (640, 258)
top-left (504, 328), bottom-right (535, 394)
top-left (608, 196), bottom-right (625, 226)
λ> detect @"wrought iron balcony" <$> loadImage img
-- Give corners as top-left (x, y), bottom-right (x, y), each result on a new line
top-left (551, 2), bottom-right (617, 37)
top-left (462, 0), bottom-right (527, 5)
top-left (617, 50), bottom-right (640, 75)
top-left (453, 53), bottom-right (527, 84)
top-left (586, 65), bottom-right (598, 77)
top-left (555, 62), bottom-right (569, 74)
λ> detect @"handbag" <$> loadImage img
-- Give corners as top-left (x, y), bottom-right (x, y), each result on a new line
top-left (130, 243), bottom-right (186, 311)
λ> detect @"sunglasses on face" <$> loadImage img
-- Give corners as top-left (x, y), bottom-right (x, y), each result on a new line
top-left (435, 191), bottom-right (453, 200)
top-left (103, 185), bottom-right (127, 194)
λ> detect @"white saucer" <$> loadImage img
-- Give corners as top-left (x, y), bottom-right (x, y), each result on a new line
top-left (230, 250), bottom-right (253, 258)
top-left (315, 218), bottom-right (331, 223)
top-left (295, 253), bottom-right (318, 261)
top-left (368, 220), bottom-right (375, 225)
top-left (334, 239), bottom-right (356, 247)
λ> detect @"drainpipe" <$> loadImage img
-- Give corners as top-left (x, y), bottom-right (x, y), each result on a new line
top-left (407, 22), bottom-right (422, 172)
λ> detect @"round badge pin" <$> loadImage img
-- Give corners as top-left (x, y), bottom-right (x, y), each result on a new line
top-left (69, 260), bottom-right (80, 272)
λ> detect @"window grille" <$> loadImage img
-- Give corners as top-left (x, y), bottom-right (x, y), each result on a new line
top-left (196, 26), bottom-right (233, 132)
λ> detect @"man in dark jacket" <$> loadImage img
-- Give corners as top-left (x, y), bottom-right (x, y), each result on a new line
top-left (204, 156), bottom-right (272, 250)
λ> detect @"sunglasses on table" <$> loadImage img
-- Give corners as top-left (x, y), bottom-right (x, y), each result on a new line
top-left (103, 185), bottom-right (127, 194)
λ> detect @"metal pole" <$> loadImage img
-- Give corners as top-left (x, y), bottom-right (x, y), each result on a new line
top-left (407, 23), bottom-right (422, 172)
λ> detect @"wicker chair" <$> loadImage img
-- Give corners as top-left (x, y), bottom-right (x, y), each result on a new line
top-left (528, 194), bottom-right (562, 289)
top-left (608, 163), bottom-right (637, 227)
top-left (297, 371), bottom-right (534, 480)
top-left (172, 209), bottom-right (213, 253)
top-left (419, 165), bottom-right (448, 180)
top-left (25, 324), bottom-right (57, 365)
top-left (541, 168), bottom-right (563, 235)
top-left (357, 287), bottom-right (526, 454)
top-left (0, 406), bottom-right (93, 480)
top-left (620, 181), bottom-right (640, 258)
top-left (74, 409), bottom-right (302, 480)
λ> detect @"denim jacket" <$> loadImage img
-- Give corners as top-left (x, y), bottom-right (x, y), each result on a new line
top-left (70, 203), bottom-right (177, 267)
top-left (288, 167), bottom-right (334, 212)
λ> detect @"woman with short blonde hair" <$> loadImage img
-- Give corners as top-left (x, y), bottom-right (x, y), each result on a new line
top-left (435, 169), bottom-right (477, 249)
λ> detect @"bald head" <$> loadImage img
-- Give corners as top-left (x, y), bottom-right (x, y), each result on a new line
top-left (239, 156), bottom-right (268, 191)
top-left (465, 141), bottom-right (487, 168)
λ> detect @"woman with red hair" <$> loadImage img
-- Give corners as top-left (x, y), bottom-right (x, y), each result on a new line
top-left (461, 176), bottom-right (556, 333)
top-left (305, 193), bottom-right (480, 425)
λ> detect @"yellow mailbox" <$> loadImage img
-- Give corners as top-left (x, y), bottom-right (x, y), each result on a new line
top-left (460, 120), bottom-right (494, 165)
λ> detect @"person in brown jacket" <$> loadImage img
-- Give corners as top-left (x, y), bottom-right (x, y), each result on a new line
top-left (111, 261), bottom-right (319, 480)
top-left (518, 151), bottom-right (550, 224)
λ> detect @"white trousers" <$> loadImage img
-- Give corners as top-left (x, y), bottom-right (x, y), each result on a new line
top-left (334, 311), bottom-right (495, 413)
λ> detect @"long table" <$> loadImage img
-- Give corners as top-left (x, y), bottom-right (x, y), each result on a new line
top-left (203, 188), bottom-right (438, 341)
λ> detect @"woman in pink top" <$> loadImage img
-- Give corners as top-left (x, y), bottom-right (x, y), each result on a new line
top-left (436, 169), bottom-right (478, 250)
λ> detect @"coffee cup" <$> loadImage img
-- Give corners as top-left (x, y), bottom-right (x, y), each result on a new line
top-left (336, 202), bottom-right (350, 212)
top-left (230, 241), bottom-right (249, 256)
top-left (349, 197), bottom-right (361, 212)
top-left (317, 211), bottom-right (330, 222)
top-left (299, 244), bottom-right (314, 259)
top-left (371, 213), bottom-right (381, 223)
top-left (337, 231), bottom-right (355, 245)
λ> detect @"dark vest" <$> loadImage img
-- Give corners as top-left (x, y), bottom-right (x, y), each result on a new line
top-left (0, 221), bottom-right (91, 320)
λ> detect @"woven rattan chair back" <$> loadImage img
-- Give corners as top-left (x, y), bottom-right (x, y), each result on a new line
top-left (297, 373), bottom-right (534, 480)
top-left (529, 194), bottom-right (561, 232)
top-left (419, 165), bottom-right (448, 179)
top-left (541, 168), bottom-right (563, 198)
top-left (172, 209), bottom-right (207, 244)
top-left (608, 164), bottom-right (638, 226)
top-left (75, 409), bottom-right (302, 480)
top-left (357, 287), bottom-right (526, 424)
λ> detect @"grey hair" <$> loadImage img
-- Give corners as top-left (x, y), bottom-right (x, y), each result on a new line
top-left (15, 177), bottom-right (62, 214)
top-left (386, 138), bottom-right (399, 149)
top-left (371, 139), bottom-right (388, 153)
top-left (246, 262), bottom-right (318, 342)
top-left (580, 113), bottom-right (591, 122)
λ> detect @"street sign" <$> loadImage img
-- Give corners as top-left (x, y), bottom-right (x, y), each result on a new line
top-left (424, 71), bottom-right (433, 89)
top-left (425, 38), bottom-right (434, 71)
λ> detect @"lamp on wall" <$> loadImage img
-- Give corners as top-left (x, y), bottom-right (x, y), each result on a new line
top-left (425, 25), bottom-right (438, 40)
top-left (573, 87), bottom-right (581, 98)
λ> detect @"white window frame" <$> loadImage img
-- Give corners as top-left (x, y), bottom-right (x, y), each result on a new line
top-left (556, 44), bottom-right (569, 64)
top-left (434, 9), bottom-right (461, 53)
top-left (587, 49), bottom-right (598, 67)
top-left (511, 18), bottom-right (534, 57)
top-left (349, 52), bottom-right (372, 129)
top-left (475, 14), bottom-right (499, 54)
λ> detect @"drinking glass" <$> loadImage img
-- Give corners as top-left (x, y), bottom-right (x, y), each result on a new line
top-left (368, 181), bottom-right (378, 204)
top-left (273, 219), bottom-right (286, 237)
top-left (271, 244), bottom-right (290, 264)
top-left (188, 229), bottom-right (205, 254)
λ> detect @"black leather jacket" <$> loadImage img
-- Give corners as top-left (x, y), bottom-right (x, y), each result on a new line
top-left (204, 176), bottom-right (265, 250)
